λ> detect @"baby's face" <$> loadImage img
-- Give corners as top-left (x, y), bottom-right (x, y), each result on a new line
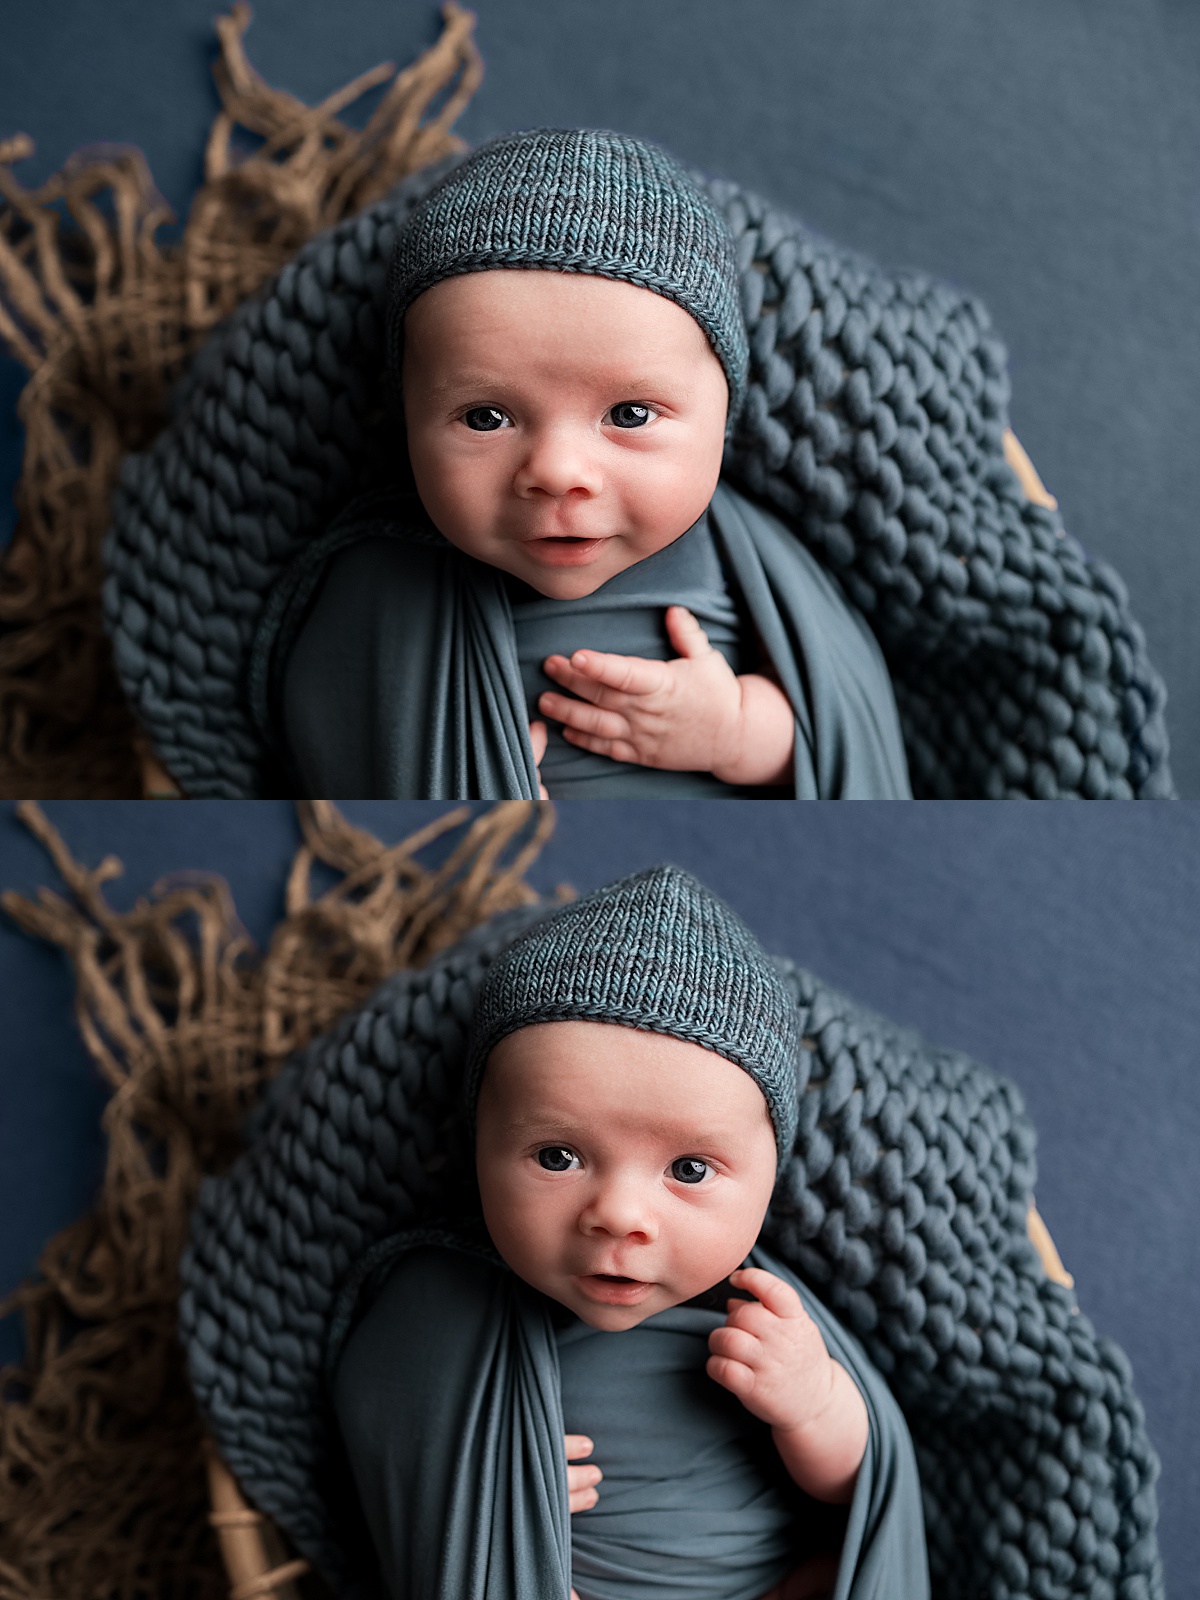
top-left (475, 1020), bottom-right (778, 1331)
top-left (401, 270), bottom-right (729, 599)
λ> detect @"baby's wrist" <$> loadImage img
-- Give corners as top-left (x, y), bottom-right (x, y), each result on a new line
top-left (770, 1362), bottom-right (869, 1504)
top-left (770, 1354), bottom-right (841, 1441)
top-left (709, 674), bottom-right (795, 787)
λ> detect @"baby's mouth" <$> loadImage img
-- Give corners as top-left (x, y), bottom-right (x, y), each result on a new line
top-left (523, 533), bottom-right (609, 567)
top-left (576, 1270), bottom-right (653, 1306)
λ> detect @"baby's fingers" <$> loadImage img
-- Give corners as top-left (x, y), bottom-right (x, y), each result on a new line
top-left (569, 1483), bottom-right (601, 1512)
top-left (528, 719), bottom-right (549, 799)
top-left (568, 1467), bottom-right (602, 1512)
top-left (708, 1323), bottom-right (763, 1403)
top-left (706, 1351), bottom-right (757, 1401)
top-left (538, 691), bottom-right (631, 744)
top-left (708, 1322), bottom-right (761, 1369)
top-left (665, 605), bottom-right (714, 659)
top-left (559, 727), bottom-right (644, 764)
top-left (564, 1434), bottom-right (601, 1513)
top-left (544, 649), bottom-right (667, 699)
top-left (729, 1267), bottom-right (805, 1319)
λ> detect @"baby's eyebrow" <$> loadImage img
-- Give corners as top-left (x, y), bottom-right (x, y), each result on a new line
top-left (501, 1113), bottom-right (584, 1135)
top-left (501, 1111), bottom-right (738, 1148)
top-left (428, 372), bottom-right (505, 397)
top-left (427, 371), bottom-right (686, 400)
top-left (496, 1111), bottom-right (568, 1131)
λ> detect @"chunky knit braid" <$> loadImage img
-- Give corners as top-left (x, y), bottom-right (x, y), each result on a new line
top-left (103, 152), bottom-right (1173, 799)
top-left (180, 913), bottom-right (1162, 1600)
top-left (708, 177), bottom-right (1172, 800)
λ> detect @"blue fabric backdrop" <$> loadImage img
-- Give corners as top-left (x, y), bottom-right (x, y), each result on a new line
top-left (2, 0), bottom-right (1198, 794)
top-left (0, 799), bottom-right (1196, 1588)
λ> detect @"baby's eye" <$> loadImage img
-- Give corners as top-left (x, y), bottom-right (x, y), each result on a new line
top-left (537, 1146), bottom-right (580, 1172)
top-left (609, 402), bottom-right (653, 429)
top-left (463, 405), bottom-right (509, 431)
top-left (670, 1157), bottom-right (712, 1185)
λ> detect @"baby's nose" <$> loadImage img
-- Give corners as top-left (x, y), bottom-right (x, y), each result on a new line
top-left (581, 1180), bottom-right (658, 1240)
top-left (514, 426), bottom-right (603, 499)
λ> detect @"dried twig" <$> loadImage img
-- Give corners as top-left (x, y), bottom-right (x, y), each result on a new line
top-left (0, 798), bottom-right (555, 1600)
top-left (0, 4), bottom-right (482, 798)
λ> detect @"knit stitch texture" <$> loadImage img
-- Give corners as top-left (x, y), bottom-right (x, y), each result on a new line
top-left (179, 899), bottom-right (1163, 1600)
top-left (466, 864), bottom-right (800, 1163)
top-left (387, 127), bottom-right (749, 430)
top-left (102, 146), bottom-right (1173, 799)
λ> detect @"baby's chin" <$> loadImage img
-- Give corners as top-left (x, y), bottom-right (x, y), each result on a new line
top-left (443, 524), bottom-right (696, 599)
top-left (565, 1291), bottom-right (678, 1332)
top-left (503, 536), bottom-right (670, 600)
top-left (551, 1272), bottom-right (707, 1331)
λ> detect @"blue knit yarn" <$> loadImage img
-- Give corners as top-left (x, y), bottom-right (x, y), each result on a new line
top-left (466, 865), bottom-right (800, 1164)
top-left (386, 128), bottom-right (750, 432)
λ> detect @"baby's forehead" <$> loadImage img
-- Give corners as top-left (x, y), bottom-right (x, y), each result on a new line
top-left (486, 1021), bottom-right (773, 1128)
top-left (405, 267), bottom-right (709, 349)
top-left (400, 270), bottom-right (726, 411)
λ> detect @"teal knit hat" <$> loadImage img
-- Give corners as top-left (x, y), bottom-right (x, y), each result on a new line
top-left (467, 865), bottom-right (799, 1164)
top-left (388, 127), bottom-right (749, 432)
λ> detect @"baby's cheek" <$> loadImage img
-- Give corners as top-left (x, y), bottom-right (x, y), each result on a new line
top-left (613, 454), bottom-right (705, 545)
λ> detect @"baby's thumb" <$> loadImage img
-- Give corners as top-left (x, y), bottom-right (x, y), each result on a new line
top-left (665, 605), bottom-right (712, 659)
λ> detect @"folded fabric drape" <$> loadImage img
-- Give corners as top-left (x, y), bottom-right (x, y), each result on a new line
top-left (330, 1236), bottom-right (929, 1600)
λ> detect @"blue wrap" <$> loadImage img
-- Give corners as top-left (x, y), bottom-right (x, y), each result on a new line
top-left (329, 1237), bottom-right (929, 1600)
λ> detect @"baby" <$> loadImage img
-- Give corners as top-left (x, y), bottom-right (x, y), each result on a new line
top-left (266, 128), bottom-right (912, 799)
top-left (331, 867), bottom-right (928, 1600)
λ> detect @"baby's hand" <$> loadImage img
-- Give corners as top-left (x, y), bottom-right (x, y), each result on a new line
top-left (538, 607), bottom-right (794, 786)
top-left (528, 720), bottom-right (550, 799)
top-left (706, 1268), bottom-right (836, 1432)
top-left (706, 1267), bottom-right (868, 1503)
top-left (564, 1433), bottom-right (601, 1513)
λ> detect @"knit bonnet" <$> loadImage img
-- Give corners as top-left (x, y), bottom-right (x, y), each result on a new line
top-left (387, 127), bottom-right (749, 432)
top-left (466, 865), bottom-right (799, 1164)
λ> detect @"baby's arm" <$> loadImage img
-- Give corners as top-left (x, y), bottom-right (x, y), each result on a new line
top-left (706, 1267), bottom-right (868, 1505)
top-left (537, 607), bottom-right (794, 787)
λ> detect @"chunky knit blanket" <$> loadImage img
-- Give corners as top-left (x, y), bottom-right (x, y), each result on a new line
top-left (179, 900), bottom-right (1163, 1600)
top-left (103, 154), bottom-right (1173, 799)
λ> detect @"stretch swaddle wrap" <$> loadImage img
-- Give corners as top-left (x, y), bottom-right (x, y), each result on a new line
top-left (329, 1238), bottom-right (925, 1600)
